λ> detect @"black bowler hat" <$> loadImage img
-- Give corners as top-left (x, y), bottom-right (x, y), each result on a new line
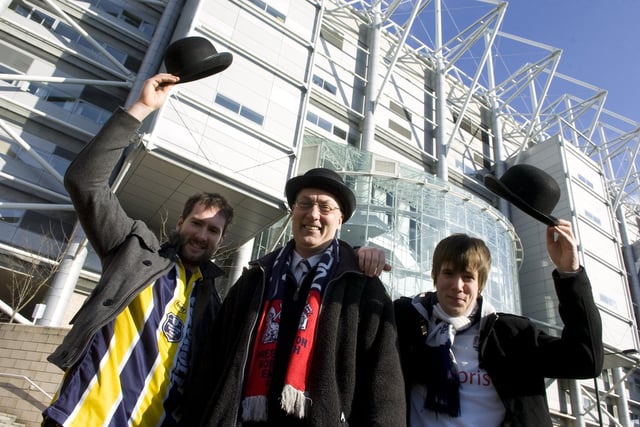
top-left (163, 36), bottom-right (233, 84)
top-left (484, 164), bottom-right (560, 226)
top-left (285, 168), bottom-right (356, 221)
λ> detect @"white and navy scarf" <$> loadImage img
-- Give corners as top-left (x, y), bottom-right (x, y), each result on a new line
top-left (412, 293), bottom-right (484, 417)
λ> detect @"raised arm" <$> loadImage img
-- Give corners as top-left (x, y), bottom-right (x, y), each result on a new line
top-left (127, 73), bottom-right (179, 120)
top-left (546, 219), bottom-right (580, 273)
top-left (64, 73), bottom-right (179, 257)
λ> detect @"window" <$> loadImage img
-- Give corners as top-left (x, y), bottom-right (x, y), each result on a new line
top-left (0, 211), bottom-right (22, 224)
top-left (139, 21), bottom-right (155, 37)
top-left (239, 107), bottom-right (264, 126)
top-left (100, 1), bottom-right (121, 18)
top-left (46, 90), bottom-right (76, 111)
top-left (215, 94), bottom-right (265, 126)
top-left (599, 292), bottom-right (617, 309)
top-left (583, 209), bottom-right (602, 226)
top-left (76, 101), bottom-right (105, 123)
top-left (389, 100), bottom-right (412, 122)
top-left (306, 110), bottom-right (358, 145)
top-left (388, 119), bottom-right (412, 140)
top-left (247, 0), bottom-right (286, 22)
top-left (53, 22), bottom-right (79, 43)
top-left (577, 173), bottom-right (595, 189)
top-left (19, 211), bottom-right (74, 242)
top-left (30, 9), bottom-right (54, 28)
top-left (93, 0), bottom-right (156, 35)
top-left (452, 112), bottom-right (488, 142)
top-left (317, 116), bottom-right (332, 132)
top-left (20, 81), bottom-right (114, 124)
top-left (105, 45), bottom-right (127, 64)
top-left (10, 1), bottom-right (138, 70)
top-left (80, 86), bottom-right (122, 111)
top-left (11, 2), bottom-right (30, 17)
top-left (320, 25), bottom-right (344, 50)
top-left (333, 126), bottom-right (347, 140)
top-left (121, 10), bottom-right (142, 28)
top-left (124, 55), bottom-right (142, 72)
top-left (215, 93), bottom-right (241, 114)
top-left (312, 75), bottom-right (337, 95)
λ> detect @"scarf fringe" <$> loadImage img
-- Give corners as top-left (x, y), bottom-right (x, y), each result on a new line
top-left (241, 396), bottom-right (269, 422)
top-left (280, 384), bottom-right (311, 418)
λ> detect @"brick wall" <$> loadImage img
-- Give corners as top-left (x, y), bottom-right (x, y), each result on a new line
top-left (0, 323), bottom-right (67, 427)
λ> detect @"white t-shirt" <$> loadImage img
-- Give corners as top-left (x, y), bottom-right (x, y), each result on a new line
top-left (408, 323), bottom-right (505, 426)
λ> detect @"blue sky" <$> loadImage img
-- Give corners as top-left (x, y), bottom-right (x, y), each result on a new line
top-left (391, 0), bottom-right (640, 125)
top-left (498, 0), bottom-right (640, 123)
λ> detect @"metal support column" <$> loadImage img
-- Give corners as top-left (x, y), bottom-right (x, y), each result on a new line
top-left (38, 223), bottom-right (87, 326)
top-left (569, 379), bottom-right (586, 427)
top-left (361, 4), bottom-right (381, 152)
top-left (613, 367), bottom-right (632, 427)
top-left (434, 0), bottom-right (447, 181)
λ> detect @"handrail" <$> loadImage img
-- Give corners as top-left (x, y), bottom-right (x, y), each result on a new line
top-left (0, 372), bottom-right (53, 400)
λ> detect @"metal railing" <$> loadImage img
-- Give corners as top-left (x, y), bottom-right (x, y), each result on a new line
top-left (0, 372), bottom-right (52, 400)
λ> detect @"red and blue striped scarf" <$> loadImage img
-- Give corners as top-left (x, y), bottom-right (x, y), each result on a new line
top-left (241, 239), bottom-right (339, 422)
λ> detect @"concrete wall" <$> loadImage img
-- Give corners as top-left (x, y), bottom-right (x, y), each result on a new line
top-left (0, 323), bottom-right (67, 427)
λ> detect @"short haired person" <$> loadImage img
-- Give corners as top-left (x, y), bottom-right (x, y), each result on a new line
top-left (394, 165), bottom-right (603, 426)
top-left (183, 168), bottom-right (406, 426)
top-left (41, 70), bottom-right (233, 427)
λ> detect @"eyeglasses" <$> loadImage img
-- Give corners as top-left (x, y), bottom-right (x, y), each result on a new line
top-left (294, 200), bottom-right (341, 214)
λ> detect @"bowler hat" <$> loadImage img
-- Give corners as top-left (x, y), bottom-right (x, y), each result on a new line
top-left (484, 164), bottom-right (560, 226)
top-left (163, 36), bottom-right (233, 84)
top-left (285, 168), bottom-right (356, 221)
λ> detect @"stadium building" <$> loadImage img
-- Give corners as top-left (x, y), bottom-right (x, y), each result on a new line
top-left (0, 0), bottom-right (639, 425)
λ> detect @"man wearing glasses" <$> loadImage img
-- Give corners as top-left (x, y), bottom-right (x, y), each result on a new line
top-left (183, 168), bottom-right (406, 426)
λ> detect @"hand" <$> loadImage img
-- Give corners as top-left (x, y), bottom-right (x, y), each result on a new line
top-left (356, 246), bottom-right (392, 277)
top-left (127, 73), bottom-right (180, 121)
top-left (546, 219), bottom-right (580, 272)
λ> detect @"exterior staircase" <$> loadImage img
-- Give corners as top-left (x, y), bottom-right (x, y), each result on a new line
top-left (0, 413), bottom-right (25, 427)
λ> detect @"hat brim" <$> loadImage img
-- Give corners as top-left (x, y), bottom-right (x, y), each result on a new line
top-left (174, 52), bottom-right (233, 84)
top-left (285, 175), bottom-right (356, 221)
top-left (484, 174), bottom-right (559, 226)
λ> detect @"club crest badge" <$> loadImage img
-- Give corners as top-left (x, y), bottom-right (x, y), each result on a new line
top-left (163, 312), bottom-right (184, 342)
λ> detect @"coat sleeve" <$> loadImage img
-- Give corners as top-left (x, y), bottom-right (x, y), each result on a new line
top-left (63, 108), bottom-right (144, 259)
top-left (394, 296), bottom-right (426, 393)
top-left (489, 267), bottom-right (603, 380)
top-left (542, 267), bottom-right (604, 378)
top-left (354, 280), bottom-right (407, 426)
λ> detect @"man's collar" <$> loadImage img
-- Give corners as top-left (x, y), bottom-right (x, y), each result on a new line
top-left (291, 250), bottom-right (322, 268)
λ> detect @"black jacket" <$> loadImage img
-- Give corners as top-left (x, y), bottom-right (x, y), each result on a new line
top-left (394, 268), bottom-right (603, 427)
top-left (183, 240), bottom-right (406, 426)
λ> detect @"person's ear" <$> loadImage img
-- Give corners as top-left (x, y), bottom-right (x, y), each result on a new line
top-left (176, 215), bottom-right (184, 230)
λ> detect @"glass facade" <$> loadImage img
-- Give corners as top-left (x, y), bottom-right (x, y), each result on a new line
top-left (253, 136), bottom-right (522, 313)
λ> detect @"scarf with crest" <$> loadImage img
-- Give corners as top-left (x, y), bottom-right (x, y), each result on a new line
top-left (241, 239), bottom-right (338, 422)
top-left (412, 292), bottom-right (482, 417)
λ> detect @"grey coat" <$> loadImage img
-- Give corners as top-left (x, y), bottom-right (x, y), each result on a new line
top-left (48, 108), bottom-right (224, 371)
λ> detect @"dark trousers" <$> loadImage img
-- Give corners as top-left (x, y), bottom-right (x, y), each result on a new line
top-left (42, 416), bottom-right (62, 427)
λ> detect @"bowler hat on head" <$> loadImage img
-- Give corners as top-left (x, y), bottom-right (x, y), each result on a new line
top-left (285, 168), bottom-right (356, 221)
top-left (484, 164), bottom-right (560, 226)
top-left (163, 36), bottom-right (233, 84)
